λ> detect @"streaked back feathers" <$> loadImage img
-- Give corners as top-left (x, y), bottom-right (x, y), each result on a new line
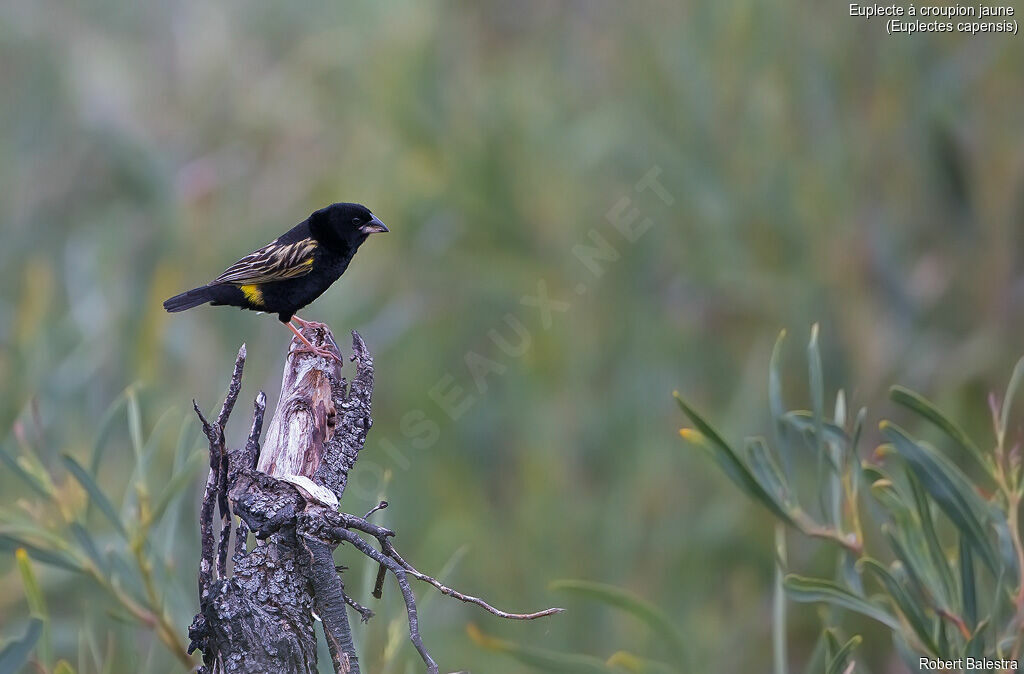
top-left (161, 202), bottom-right (387, 322)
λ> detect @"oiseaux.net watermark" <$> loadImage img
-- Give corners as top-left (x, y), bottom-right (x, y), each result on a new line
top-left (347, 166), bottom-right (675, 500)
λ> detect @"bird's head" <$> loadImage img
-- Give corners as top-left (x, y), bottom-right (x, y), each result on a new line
top-left (309, 202), bottom-right (389, 251)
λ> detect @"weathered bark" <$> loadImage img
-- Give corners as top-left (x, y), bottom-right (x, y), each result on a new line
top-left (186, 324), bottom-right (562, 674)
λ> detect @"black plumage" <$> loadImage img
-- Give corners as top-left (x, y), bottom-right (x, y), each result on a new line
top-left (163, 202), bottom-right (388, 359)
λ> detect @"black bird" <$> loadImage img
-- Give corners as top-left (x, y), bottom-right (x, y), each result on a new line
top-left (163, 202), bottom-right (388, 360)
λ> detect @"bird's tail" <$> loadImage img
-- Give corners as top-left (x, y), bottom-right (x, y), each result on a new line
top-left (163, 286), bottom-right (214, 313)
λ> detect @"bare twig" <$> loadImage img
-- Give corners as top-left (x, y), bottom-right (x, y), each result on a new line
top-left (334, 515), bottom-right (565, 621)
top-left (333, 527), bottom-right (438, 674)
top-left (372, 563), bottom-right (388, 600)
top-left (192, 400), bottom-right (220, 602)
top-left (302, 529), bottom-right (361, 674)
top-left (217, 347), bottom-right (248, 575)
top-left (341, 591), bottom-right (374, 623)
top-left (216, 435), bottom-right (232, 576)
top-left (216, 344), bottom-right (247, 429)
top-left (384, 541), bottom-right (565, 621)
top-left (234, 392), bottom-right (266, 478)
top-left (364, 501), bottom-right (388, 519)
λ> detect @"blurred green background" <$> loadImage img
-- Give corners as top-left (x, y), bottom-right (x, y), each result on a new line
top-left (2, 1), bottom-right (1024, 672)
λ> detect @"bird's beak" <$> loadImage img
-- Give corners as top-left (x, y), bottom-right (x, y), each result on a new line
top-left (360, 216), bottom-right (389, 234)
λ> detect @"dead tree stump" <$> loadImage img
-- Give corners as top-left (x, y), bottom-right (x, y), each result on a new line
top-left (186, 324), bottom-right (561, 674)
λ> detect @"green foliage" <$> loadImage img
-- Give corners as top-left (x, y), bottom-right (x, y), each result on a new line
top-left (0, 390), bottom-right (204, 672)
top-left (2, 1), bottom-right (1023, 671)
top-left (467, 622), bottom-right (614, 673)
top-left (473, 580), bottom-right (687, 672)
top-left (0, 618), bottom-right (43, 674)
top-left (547, 580), bottom-right (688, 666)
top-left (677, 329), bottom-right (1024, 671)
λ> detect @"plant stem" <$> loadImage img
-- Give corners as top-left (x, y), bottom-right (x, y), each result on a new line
top-left (773, 524), bottom-right (788, 674)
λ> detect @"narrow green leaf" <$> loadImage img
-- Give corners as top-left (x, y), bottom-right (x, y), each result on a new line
top-left (99, 630), bottom-right (115, 674)
top-left (823, 628), bottom-right (840, 664)
top-left (676, 395), bottom-right (798, 527)
top-left (89, 390), bottom-right (129, 474)
top-left (126, 388), bottom-right (144, 462)
top-left (149, 451), bottom-right (205, 524)
top-left (808, 323), bottom-right (825, 459)
top-left (0, 442), bottom-right (50, 498)
top-left (990, 507), bottom-right (1019, 588)
top-left (103, 607), bottom-right (140, 626)
top-left (782, 412), bottom-right (850, 452)
top-left (908, 472), bottom-right (957, 606)
top-left (105, 550), bottom-right (139, 590)
top-left (965, 618), bottom-right (988, 660)
top-left (895, 633), bottom-right (927, 672)
top-left (874, 479), bottom-right (952, 615)
top-left (959, 539), bottom-right (976, 629)
top-left (850, 407), bottom-right (867, 484)
top-left (605, 652), bottom-right (676, 674)
top-left (62, 454), bottom-right (127, 538)
top-left (769, 330), bottom-right (787, 425)
top-left (773, 524), bottom-right (788, 674)
top-left (882, 526), bottom-right (938, 611)
top-left (0, 535), bottom-right (81, 573)
top-left (467, 624), bottom-right (611, 673)
top-left (173, 412), bottom-right (201, 472)
top-left (1000, 356), bottom-right (1024, 445)
top-left (834, 390), bottom-right (847, 428)
top-left (784, 574), bottom-right (901, 631)
top-left (135, 407), bottom-right (179, 484)
top-left (810, 325), bottom-right (845, 531)
top-left (825, 634), bottom-right (861, 674)
top-left (0, 618), bottom-right (43, 674)
top-left (861, 464), bottom-right (887, 486)
top-left (882, 423), bottom-right (998, 575)
top-left (68, 523), bottom-right (108, 577)
top-left (15, 549), bottom-right (47, 618)
top-left (746, 438), bottom-right (797, 512)
top-left (840, 552), bottom-right (864, 598)
top-left (889, 386), bottom-right (993, 479)
top-left (937, 619), bottom-right (950, 660)
top-left (15, 549), bottom-right (50, 668)
top-left (859, 558), bottom-right (939, 655)
top-left (768, 330), bottom-right (795, 477)
top-left (803, 631), bottom-right (828, 674)
top-left (549, 579), bottom-right (688, 666)
top-left (869, 478), bottom-right (913, 524)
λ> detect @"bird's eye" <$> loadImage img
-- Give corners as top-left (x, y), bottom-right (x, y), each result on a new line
top-left (352, 217), bottom-right (361, 225)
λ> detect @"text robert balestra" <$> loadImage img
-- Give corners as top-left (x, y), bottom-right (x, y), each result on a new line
top-left (920, 657), bottom-right (1018, 671)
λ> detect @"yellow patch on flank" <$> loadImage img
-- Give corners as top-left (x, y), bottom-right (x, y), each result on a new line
top-left (240, 284), bottom-right (264, 306)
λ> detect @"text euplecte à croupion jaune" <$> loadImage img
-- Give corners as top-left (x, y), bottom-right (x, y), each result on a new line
top-left (850, 3), bottom-right (1018, 35)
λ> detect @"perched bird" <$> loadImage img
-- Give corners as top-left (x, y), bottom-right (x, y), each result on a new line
top-left (163, 202), bottom-right (388, 361)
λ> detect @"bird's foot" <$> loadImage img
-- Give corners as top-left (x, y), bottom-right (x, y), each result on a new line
top-left (292, 342), bottom-right (345, 365)
top-left (286, 321), bottom-right (344, 365)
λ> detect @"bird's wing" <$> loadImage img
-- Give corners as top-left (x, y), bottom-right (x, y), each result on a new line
top-left (210, 237), bottom-right (319, 286)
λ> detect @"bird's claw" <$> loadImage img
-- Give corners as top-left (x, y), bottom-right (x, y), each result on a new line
top-left (293, 343), bottom-right (345, 365)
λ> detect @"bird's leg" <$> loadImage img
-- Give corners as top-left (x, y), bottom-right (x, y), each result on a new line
top-left (291, 315), bottom-right (327, 330)
top-left (285, 321), bottom-right (344, 364)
